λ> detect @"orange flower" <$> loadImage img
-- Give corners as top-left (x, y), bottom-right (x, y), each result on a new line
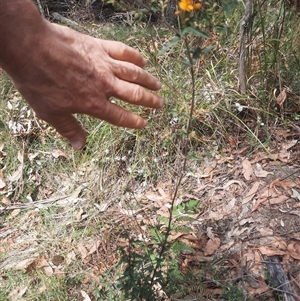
top-left (179, 0), bottom-right (194, 12)
top-left (194, 2), bottom-right (201, 10)
top-left (179, 0), bottom-right (201, 12)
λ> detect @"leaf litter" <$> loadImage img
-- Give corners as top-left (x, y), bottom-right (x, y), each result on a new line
top-left (0, 118), bottom-right (300, 300)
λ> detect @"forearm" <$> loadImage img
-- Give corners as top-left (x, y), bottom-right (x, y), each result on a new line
top-left (0, 0), bottom-right (47, 77)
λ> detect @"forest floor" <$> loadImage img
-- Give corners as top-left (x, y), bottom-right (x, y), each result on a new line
top-left (1, 18), bottom-right (300, 301)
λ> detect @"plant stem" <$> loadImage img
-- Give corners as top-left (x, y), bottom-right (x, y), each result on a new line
top-left (151, 34), bottom-right (196, 284)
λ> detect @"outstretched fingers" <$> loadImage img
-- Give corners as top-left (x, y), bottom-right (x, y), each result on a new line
top-left (88, 100), bottom-right (147, 129)
top-left (112, 60), bottom-right (162, 91)
top-left (111, 77), bottom-right (164, 108)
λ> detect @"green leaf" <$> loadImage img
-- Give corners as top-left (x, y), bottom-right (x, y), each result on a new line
top-left (221, 0), bottom-right (238, 14)
top-left (173, 225), bottom-right (193, 233)
top-left (192, 44), bottom-right (215, 59)
top-left (158, 35), bottom-right (181, 56)
top-left (181, 26), bottom-right (209, 39)
top-left (171, 241), bottom-right (195, 253)
top-left (185, 199), bottom-right (199, 211)
top-left (215, 24), bottom-right (230, 32)
top-left (174, 215), bottom-right (198, 222)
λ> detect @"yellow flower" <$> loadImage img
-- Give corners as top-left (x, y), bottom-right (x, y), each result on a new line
top-left (179, 0), bottom-right (201, 12)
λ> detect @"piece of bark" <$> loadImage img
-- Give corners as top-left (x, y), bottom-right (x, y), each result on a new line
top-left (263, 255), bottom-right (295, 301)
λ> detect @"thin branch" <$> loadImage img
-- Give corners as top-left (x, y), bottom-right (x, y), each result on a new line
top-left (238, 0), bottom-right (253, 94)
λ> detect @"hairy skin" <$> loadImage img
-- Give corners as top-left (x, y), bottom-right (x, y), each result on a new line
top-left (0, 0), bottom-right (164, 149)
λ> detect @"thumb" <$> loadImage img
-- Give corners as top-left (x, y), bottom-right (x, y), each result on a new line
top-left (43, 114), bottom-right (86, 150)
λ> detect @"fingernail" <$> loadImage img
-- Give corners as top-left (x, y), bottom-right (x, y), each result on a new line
top-left (142, 58), bottom-right (147, 65)
top-left (155, 80), bottom-right (162, 89)
top-left (71, 139), bottom-right (84, 150)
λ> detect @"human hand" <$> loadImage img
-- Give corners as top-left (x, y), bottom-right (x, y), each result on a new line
top-left (9, 22), bottom-right (164, 150)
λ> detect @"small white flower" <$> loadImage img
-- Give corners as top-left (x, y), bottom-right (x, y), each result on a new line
top-left (235, 102), bottom-right (244, 112)
top-left (104, 149), bottom-right (109, 155)
top-left (115, 156), bottom-right (121, 161)
top-left (121, 156), bottom-right (127, 161)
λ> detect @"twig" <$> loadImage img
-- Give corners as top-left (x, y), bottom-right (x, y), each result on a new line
top-left (51, 12), bottom-right (90, 35)
top-left (0, 186), bottom-right (84, 212)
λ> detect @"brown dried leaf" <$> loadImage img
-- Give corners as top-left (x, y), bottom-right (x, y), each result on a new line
top-left (78, 243), bottom-right (88, 259)
top-left (287, 242), bottom-right (300, 260)
top-left (254, 163), bottom-right (273, 178)
top-left (204, 159), bottom-right (217, 174)
top-left (227, 135), bottom-right (237, 147)
top-left (243, 182), bottom-right (260, 204)
top-left (76, 207), bottom-right (84, 221)
top-left (281, 139), bottom-right (298, 151)
top-left (156, 185), bottom-right (171, 199)
top-left (257, 227), bottom-right (273, 236)
top-left (10, 209), bottom-right (21, 218)
top-left (8, 285), bottom-right (28, 301)
top-left (194, 252), bottom-right (213, 262)
top-left (51, 149), bottom-right (68, 159)
top-left (269, 195), bottom-right (289, 205)
top-left (242, 158), bottom-right (253, 181)
top-left (145, 190), bottom-right (171, 206)
top-left (270, 179), bottom-right (296, 190)
top-left (26, 256), bottom-right (53, 276)
top-left (271, 237), bottom-right (287, 250)
top-left (51, 255), bottom-right (64, 266)
top-left (258, 246), bottom-right (286, 256)
top-left (223, 180), bottom-right (244, 190)
top-left (65, 251), bottom-right (76, 265)
top-left (87, 240), bottom-right (101, 256)
top-left (204, 237), bottom-right (220, 256)
top-left (274, 87), bottom-right (287, 106)
top-left (1, 196), bottom-right (11, 205)
top-left (156, 205), bottom-right (170, 217)
top-left (251, 197), bottom-right (267, 212)
top-left (219, 240), bottom-right (235, 252)
top-left (243, 282), bottom-right (270, 297)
